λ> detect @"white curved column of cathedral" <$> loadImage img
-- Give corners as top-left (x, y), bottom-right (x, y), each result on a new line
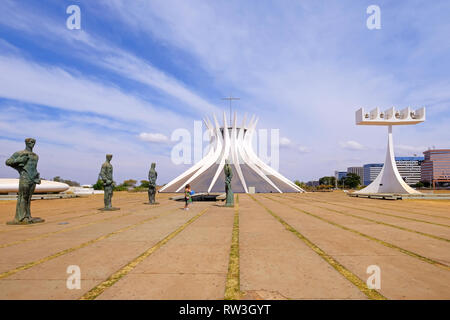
top-left (235, 115), bottom-right (282, 193)
top-left (173, 115), bottom-right (223, 192)
top-left (159, 112), bottom-right (305, 193)
top-left (243, 118), bottom-right (304, 192)
top-left (207, 112), bottom-right (232, 192)
top-left (230, 113), bottom-right (248, 193)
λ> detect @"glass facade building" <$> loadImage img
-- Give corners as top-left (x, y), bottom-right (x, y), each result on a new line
top-left (421, 149), bottom-right (450, 187)
top-left (363, 164), bottom-right (383, 186)
top-left (395, 157), bottom-right (424, 185)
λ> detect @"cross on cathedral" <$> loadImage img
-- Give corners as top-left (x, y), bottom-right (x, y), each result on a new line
top-left (221, 95), bottom-right (240, 126)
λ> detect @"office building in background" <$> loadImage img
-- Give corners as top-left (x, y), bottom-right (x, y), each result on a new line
top-left (347, 167), bottom-right (364, 185)
top-left (421, 149), bottom-right (450, 188)
top-left (363, 164), bottom-right (383, 186)
top-left (334, 171), bottom-right (347, 187)
top-left (395, 157), bottom-right (424, 185)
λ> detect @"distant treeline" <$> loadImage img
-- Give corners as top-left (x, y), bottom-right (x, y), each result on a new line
top-left (93, 179), bottom-right (153, 191)
top-left (53, 176), bottom-right (80, 187)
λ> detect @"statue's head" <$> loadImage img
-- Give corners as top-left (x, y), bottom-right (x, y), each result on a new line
top-left (106, 154), bottom-right (113, 161)
top-left (151, 162), bottom-right (156, 169)
top-left (25, 138), bottom-right (36, 149)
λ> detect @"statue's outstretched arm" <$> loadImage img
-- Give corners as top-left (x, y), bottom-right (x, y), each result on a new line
top-left (5, 152), bottom-right (27, 168)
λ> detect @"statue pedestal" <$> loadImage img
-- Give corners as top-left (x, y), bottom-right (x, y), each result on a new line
top-left (224, 201), bottom-right (234, 207)
top-left (7, 217), bottom-right (45, 225)
top-left (98, 207), bottom-right (120, 211)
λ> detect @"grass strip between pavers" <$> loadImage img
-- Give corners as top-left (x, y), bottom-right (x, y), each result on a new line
top-left (265, 195), bottom-right (450, 272)
top-left (249, 195), bottom-right (387, 300)
top-left (278, 194), bottom-right (450, 243)
top-left (1, 212), bottom-right (131, 249)
top-left (0, 208), bottom-right (177, 280)
top-left (80, 207), bottom-right (210, 300)
top-left (224, 194), bottom-right (240, 300)
top-left (0, 202), bottom-right (165, 248)
top-left (0, 211), bottom-right (104, 234)
top-left (290, 193), bottom-right (450, 222)
top-left (0, 197), bottom-right (169, 234)
top-left (311, 195), bottom-right (450, 226)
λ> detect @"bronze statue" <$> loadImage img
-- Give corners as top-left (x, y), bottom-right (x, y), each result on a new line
top-left (5, 138), bottom-right (45, 224)
top-left (147, 162), bottom-right (158, 205)
top-left (224, 160), bottom-right (234, 207)
top-left (99, 154), bottom-right (119, 211)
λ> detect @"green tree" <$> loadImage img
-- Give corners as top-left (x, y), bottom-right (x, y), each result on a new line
top-left (92, 179), bottom-right (104, 190)
top-left (122, 179), bottom-right (137, 188)
top-left (420, 181), bottom-right (431, 188)
top-left (140, 180), bottom-right (149, 188)
top-left (342, 173), bottom-right (360, 189)
top-left (319, 176), bottom-right (336, 186)
top-left (114, 184), bottom-right (128, 191)
top-left (414, 181), bottom-right (424, 188)
top-left (53, 176), bottom-right (80, 187)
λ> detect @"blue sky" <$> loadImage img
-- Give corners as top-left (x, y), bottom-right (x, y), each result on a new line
top-left (0, 0), bottom-right (449, 185)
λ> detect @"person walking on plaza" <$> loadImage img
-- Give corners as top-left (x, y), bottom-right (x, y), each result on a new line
top-left (184, 184), bottom-right (192, 211)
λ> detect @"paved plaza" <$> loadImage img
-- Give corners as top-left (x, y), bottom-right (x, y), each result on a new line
top-left (0, 191), bottom-right (449, 300)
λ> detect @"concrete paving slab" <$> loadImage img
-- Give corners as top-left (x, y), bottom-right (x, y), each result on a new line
top-left (239, 195), bottom-right (367, 300)
top-left (271, 196), bottom-right (450, 262)
top-left (0, 191), bottom-right (449, 299)
top-left (0, 279), bottom-right (99, 300)
top-left (254, 194), bottom-right (450, 299)
top-left (96, 274), bottom-right (226, 300)
top-left (96, 205), bottom-right (233, 300)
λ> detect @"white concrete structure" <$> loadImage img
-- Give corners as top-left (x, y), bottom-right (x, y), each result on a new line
top-left (363, 164), bottom-right (383, 186)
top-left (355, 107), bottom-right (425, 194)
top-left (160, 112), bottom-right (304, 193)
top-left (68, 186), bottom-right (104, 196)
top-left (0, 179), bottom-right (69, 194)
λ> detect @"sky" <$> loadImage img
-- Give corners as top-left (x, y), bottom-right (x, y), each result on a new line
top-left (0, 0), bottom-right (449, 185)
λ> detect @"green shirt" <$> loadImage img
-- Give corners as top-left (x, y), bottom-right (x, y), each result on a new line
top-left (185, 190), bottom-right (192, 203)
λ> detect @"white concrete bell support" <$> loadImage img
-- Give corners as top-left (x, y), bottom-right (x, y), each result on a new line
top-left (355, 106), bottom-right (425, 125)
top-left (355, 106), bottom-right (425, 195)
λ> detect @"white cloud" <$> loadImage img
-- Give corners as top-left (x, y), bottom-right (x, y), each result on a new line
top-left (280, 137), bottom-right (291, 146)
top-left (339, 141), bottom-right (366, 151)
top-left (396, 144), bottom-right (428, 155)
top-left (1, 0), bottom-right (449, 183)
top-left (139, 132), bottom-right (170, 143)
top-left (298, 146), bottom-right (311, 153)
top-left (0, 54), bottom-right (186, 131)
top-left (0, 108), bottom-right (184, 185)
top-left (98, 53), bottom-right (219, 115)
top-left (0, 2), bottom-right (219, 115)
top-left (0, 38), bottom-right (20, 55)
